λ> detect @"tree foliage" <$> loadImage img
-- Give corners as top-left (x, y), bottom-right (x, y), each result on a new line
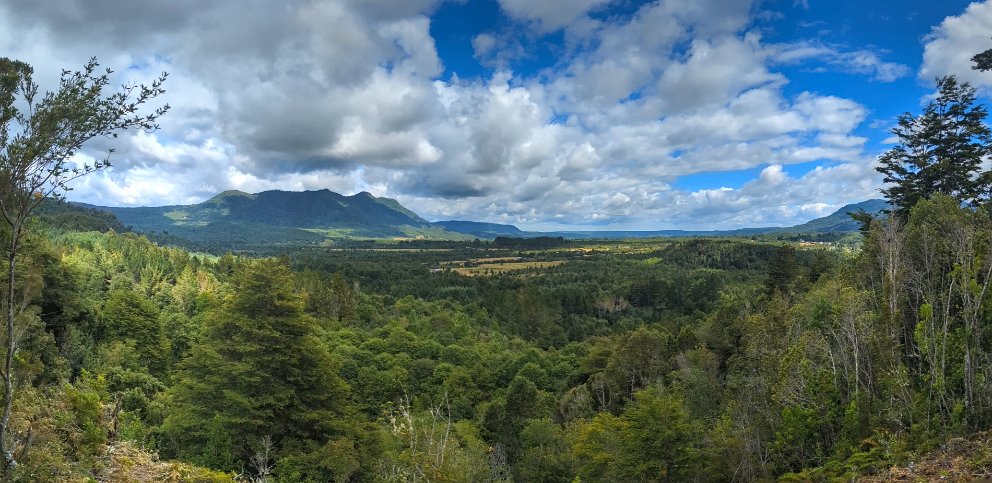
top-left (971, 41), bottom-right (992, 72)
top-left (162, 259), bottom-right (362, 478)
top-left (876, 75), bottom-right (992, 217)
top-left (0, 57), bottom-right (166, 474)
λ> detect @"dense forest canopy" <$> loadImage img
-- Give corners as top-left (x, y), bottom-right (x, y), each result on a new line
top-left (0, 54), bottom-right (991, 483)
top-left (0, 190), bottom-right (987, 481)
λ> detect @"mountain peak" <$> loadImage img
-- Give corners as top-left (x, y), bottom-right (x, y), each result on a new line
top-left (93, 188), bottom-right (443, 244)
top-left (209, 190), bottom-right (253, 201)
top-left (783, 199), bottom-right (890, 233)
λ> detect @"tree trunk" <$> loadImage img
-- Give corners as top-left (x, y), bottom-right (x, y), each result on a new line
top-left (0, 229), bottom-right (18, 474)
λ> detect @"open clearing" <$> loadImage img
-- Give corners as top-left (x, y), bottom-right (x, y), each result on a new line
top-left (438, 257), bottom-right (565, 276)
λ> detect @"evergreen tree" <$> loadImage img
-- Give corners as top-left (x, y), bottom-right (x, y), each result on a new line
top-left (162, 259), bottom-right (360, 478)
top-left (766, 245), bottom-right (798, 295)
top-left (971, 42), bottom-right (992, 72)
top-left (99, 289), bottom-right (169, 376)
top-left (876, 75), bottom-right (992, 217)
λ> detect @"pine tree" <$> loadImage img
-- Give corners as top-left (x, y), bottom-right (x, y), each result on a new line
top-left (876, 75), bottom-right (992, 217)
top-left (766, 245), bottom-right (798, 295)
top-left (971, 42), bottom-right (992, 72)
top-left (161, 259), bottom-right (358, 476)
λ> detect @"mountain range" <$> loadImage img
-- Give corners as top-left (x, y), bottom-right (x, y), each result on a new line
top-left (71, 189), bottom-right (889, 249)
top-left (78, 190), bottom-right (473, 249)
top-left (436, 199), bottom-right (890, 239)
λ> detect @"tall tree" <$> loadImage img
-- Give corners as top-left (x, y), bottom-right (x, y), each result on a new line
top-left (162, 260), bottom-right (362, 479)
top-left (767, 245), bottom-right (799, 295)
top-left (0, 58), bottom-right (167, 474)
top-left (876, 75), bottom-right (991, 217)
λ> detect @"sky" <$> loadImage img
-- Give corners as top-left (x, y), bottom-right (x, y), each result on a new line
top-left (2, 0), bottom-right (992, 230)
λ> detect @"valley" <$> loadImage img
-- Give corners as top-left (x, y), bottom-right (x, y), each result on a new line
top-left (75, 189), bottom-right (888, 254)
top-left (19, 197), bottom-right (990, 481)
top-left (3, 1), bottom-right (992, 480)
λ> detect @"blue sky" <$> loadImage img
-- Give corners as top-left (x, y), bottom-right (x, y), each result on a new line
top-left (2, 0), bottom-right (991, 230)
top-left (440, 0), bottom-right (975, 192)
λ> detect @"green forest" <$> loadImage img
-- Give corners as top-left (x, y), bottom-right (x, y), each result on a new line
top-left (3, 44), bottom-right (992, 483)
top-left (3, 189), bottom-right (992, 482)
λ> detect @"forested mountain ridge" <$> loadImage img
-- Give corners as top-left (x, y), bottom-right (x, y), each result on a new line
top-left (79, 190), bottom-right (889, 250)
top-left (88, 189), bottom-right (427, 230)
top-left (436, 199), bottom-right (890, 240)
top-left (80, 189), bottom-right (473, 247)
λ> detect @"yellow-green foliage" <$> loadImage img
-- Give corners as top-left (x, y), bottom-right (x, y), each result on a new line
top-left (2, 197), bottom-right (990, 482)
top-left (95, 441), bottom-right (234, 483)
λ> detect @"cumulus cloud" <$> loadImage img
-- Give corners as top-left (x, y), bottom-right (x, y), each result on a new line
top-left (497, 0), bottom-right (614, 31)
top-left (771, 41), bottom-right (909, 82)
top-left (920, 0), bottom-right (992, 87)
top-left (0, 0), bottom-right (904, 229)
top-left (646, 159), bottom-right (883, 230)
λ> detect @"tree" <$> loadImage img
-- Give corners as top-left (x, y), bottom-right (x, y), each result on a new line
top-left (848, 209), bottom-right (877, 237)
top-left (99, 289), bottom-right (169, 375)
top-left (876, 75), bottom-right (992, 217)
top-left (617, 389), bottom-right (701, 481)
top-left (767, 245), bottom-right (799, 295)
top-left (482, 375), bottom-right (541, 464)
top-left (971, 41), bottom-right (992, 72)
top-left (162, 260), bottom-right (361, 478)
top-left (0, 58), bottom-right (167, 473)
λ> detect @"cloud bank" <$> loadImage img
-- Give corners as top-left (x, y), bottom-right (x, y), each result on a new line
top-left (0, 0), bottom-right (915, 229)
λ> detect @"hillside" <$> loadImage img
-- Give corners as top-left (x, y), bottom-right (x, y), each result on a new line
top-left (169, 189), bottom-right (429, 229)
top-left (437, 199), bottom-right (890, 240)
top-left (33, 198), bottom-right (127, 233)
top-left (777, 199), bottom-right (889, 233)
top-left (82, 190), bottom-right (472, 249)
top-left (856, 431), bottom-right (992, 481)
top-left (75, 191), bottom-right (890, 251)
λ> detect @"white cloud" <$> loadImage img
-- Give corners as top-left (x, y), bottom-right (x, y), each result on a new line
top-left (497, 0), bottom-right (614, 31)
top-left (771, 41), bottom-right (909, 82)
top-left (0, 0), bottom-right (896, 229)
top-left (472, 33), bottom-right (497, 57)
top-left (656, 34), bottom-right (784, 113)
top-left (921, 1), bottom-right (992, 88)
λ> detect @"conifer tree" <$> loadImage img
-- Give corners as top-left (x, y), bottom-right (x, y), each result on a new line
top-left (162, 259), bottom-right (359, 478)
top-left (876, 75), bottom-right (992, 217)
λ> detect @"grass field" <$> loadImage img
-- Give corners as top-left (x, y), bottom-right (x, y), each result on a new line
top-left (436, 255), bottom-right (567, 276)
top-left (449, 260), bottom-right (564, 277)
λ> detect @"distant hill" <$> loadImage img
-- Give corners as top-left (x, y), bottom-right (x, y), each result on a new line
top-left (776, 199), bottom-right (889, 233)
top-left (79, 190), bottom-right (472, 250)
top-left (72, 191), bottom-right (890, 250)
top-left (33, 199), bottom-right (127, 233)
top-left (106, 189), bottom-right (430, 231)
top-left (432, 220), bottom-right (525, 239)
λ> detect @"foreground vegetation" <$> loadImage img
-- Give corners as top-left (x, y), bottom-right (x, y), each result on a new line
top-left (0, 190), bottom-right (985, 481)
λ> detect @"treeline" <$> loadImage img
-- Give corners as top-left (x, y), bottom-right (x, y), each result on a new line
top-left (0, 220), bottom-right (806, 480)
